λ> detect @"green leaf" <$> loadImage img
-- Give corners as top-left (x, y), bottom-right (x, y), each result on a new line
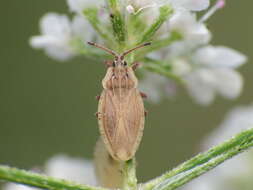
top-left (83, 8), bottom-right (112, 41)
top-left (135, 31), bottom-right (182, 60)
top-left (138, 5), bottom-right (173, 44)
top-left (143, 128), bottom-right (253, 190)
top-left (143, 57), bottom-right (184, 84)
top-left (0, 166), bottom-right (108, 190)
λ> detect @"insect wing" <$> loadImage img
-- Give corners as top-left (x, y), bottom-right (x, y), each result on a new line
top-left (98, 89), bottom-right (145, 161)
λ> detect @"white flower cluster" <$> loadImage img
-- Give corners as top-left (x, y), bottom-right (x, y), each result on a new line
top-left (30, 0), bottom-right (247, 105)
top-left (3, 155), bottom-right (98, 190)
top-left (30, 0), bottom-right (102, 61)
top-left (137, 0), bottom-right (247, 105)
top-left (182, 104), bottom-right (253, 190)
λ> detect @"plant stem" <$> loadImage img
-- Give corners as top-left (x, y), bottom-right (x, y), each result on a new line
top-left (0, 166), bottom-right (107, 190)
top-left (122, 159), bottom-right (137, 190)
top-left (144, 66), bottom-right (184, 84)
top-left (138, 5), bottom-right (173, 44)
top-left (107, 0), bottom-right (126, 48)
top-left (142, 57), bottom-right (185, 84)
top-left (143, 128), bottom-right (253, 190)
top-left (83, 8), bottom-right (112, 42)
top-left (1, 129), bottom-right (253, 190)
top-left (135, 32), bottom-right (182, 60)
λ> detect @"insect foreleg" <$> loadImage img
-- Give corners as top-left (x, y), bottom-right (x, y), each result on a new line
top-left (132, 62), bottom-right (140, 71)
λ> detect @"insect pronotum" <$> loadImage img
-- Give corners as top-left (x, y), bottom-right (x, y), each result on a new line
top-left (88, 42), bottom-right (151, 161)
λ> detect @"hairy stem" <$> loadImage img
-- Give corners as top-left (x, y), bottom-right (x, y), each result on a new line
top-left (83, 8), bottom-right (112, 42)
top-left (107, 0), bottom-right (126, 48)
top-left (1, 129), bottom-right (253, 190)
top-left (122, 159), bottom-right (137, 190)
top-left (138, 5), bottom-right (173, 44)
top-left (0, 166), bottom-right (107, 190)
top-left (143, 128), bottom-right (253, 190)
top-left (135, 31), bottom-right (182, 60)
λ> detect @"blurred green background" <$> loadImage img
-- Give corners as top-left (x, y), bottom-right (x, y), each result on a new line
top-left (0, 0), bottom-right (252, 185)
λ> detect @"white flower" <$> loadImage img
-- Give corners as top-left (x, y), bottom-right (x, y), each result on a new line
top-left (125, 0), bottom-right (210, 26)
top-left (45, 155), bottom-right (97, 186)
top-left (167, 9), bottom-right (211, 56)
top-left (182, 104), bottom-right (253, 190)
top-left (139, 73), bottom-right (177, 103)
top-left (71, 15), bottom-right (96, 42)
top-left (193, 46), bottom-right (246, 68)
top-left (3, 155), bottom-right (98, 190)
top-left (171, 58), bottom-right (191, 76)
top-left (125, 0), bottom-right (162, 24)
top-left (126, 0), bottom-right (210, 15)
top-left (126, 0), bottom-right (160, 13)
top-left (142, 45), bottom-right (246, 105)
top-left (4, 184), bottom-right (37, 190)
top-left (168, 0), bottom-right (210, 11)
top-left (30, 13), bottom-right (74, 61)
top-left (185, 68), bottom-right (243, 105)
top-left (30, 13), bottom-right (95, 61)
top-left (67, 0), bottom-right (104, 13)
top-left (184, 45), bottom-right (246, 105)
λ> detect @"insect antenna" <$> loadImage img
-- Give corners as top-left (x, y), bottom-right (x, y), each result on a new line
top-left (87, 42), bottom-right (118, 57)
top-left (120, 42), bottom-right (151, 59)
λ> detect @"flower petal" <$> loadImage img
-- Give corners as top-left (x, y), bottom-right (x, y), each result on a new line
top-left (184, 68), bottom-right (216, 105)
top-left (193, 45), bottom-right (247, 68)
top-left (170, 0), bottom-right (210, 11)
top-left (3, 183), bottom-right (37, 190)
top-left (45, 155), bottom-right (98, 186)
top-left (29, 36), bottom-right (75, 61)
top-left (212, 68), bottom-right (243, 99)
top-left (172, 58), bottom-right (191, 76)
top-left (169, 9), bottom-right (211, 50)
top-left (71, 15), bottom-right (96, 41)
top-left (44, 46), bottom-right (75, 61)
top-left (30, 13), bottom-right (82, 61)
top-left (67, 0), bottom-right (103, 13)
top-left (40, 13), bottom-right (71, 37)
top-left (139, 74), bottom-right (165, 103)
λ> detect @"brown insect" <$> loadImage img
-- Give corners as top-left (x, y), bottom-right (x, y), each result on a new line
top-left (88, 42), bottom-right (151, 161)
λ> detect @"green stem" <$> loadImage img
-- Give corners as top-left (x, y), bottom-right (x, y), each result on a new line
top-left (135, 32), bottom-right (182, 60)
top-left (141, 57), bottom-right (185, 84)
top-left (122, 159), bottom-right (137, 190)
top-left (0, 166), bottom-right (107, 190)
top-left (83, 8), bottom-right (112, 42)
top-left (143, 128), bottom-right (253, 190)
top-left (107, 0), bottom-right (126, 48)
top-left (1, 129), bottom-right (253, 190)
top-left (138, 5), bottom-right (173, 44)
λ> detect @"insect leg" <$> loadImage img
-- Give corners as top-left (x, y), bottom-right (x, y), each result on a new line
top-left (132, 62), bottom-right (140, 71)
top-left (144, 110), bottom-right (148, 117)
top-left (140, 92), bottom-right (147, 99)
top-left (96, 95), bottom-right (101, 101)
top-left (95, 112), bottom-right (103, 120)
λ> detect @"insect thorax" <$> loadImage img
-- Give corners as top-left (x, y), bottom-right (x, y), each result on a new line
top-left (102, 67), bottom-right (137, 90)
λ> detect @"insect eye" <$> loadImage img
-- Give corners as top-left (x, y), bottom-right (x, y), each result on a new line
top-left (112, 61), bottom-right (116, 67)
top-left (123, 61), bottom-right (127, 66)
